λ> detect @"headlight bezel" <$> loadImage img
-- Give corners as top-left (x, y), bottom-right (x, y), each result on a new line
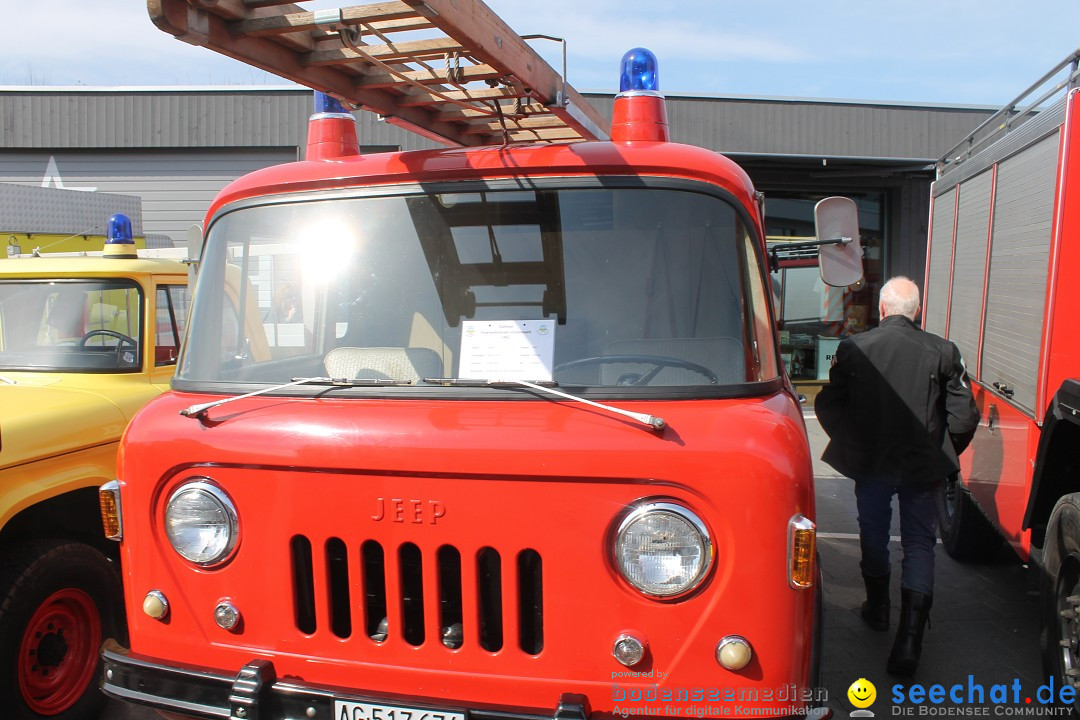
top-left (164, 479), bottom-right (240, 567)
top-left (612, 499), bottom-right (714, 600)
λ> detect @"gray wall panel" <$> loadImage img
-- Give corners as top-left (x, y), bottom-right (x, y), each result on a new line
top-left (924, 187), bottom-right (956, 337)
top-left (0, 150), bottom-right (295, 245)
top-left (981, 131), bottom-right (1059, 414)
top-left (947, 170), bottom-right (993, 368)
top-left (2, 89), bottom-right (993, 162)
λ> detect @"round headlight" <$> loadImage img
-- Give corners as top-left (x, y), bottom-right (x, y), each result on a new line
top-left (614, 501), bottom-right (712, 598)
top-left (164, 480), bottom-right (239, 566)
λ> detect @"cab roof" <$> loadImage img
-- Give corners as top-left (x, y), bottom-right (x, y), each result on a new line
top-left (0, 255), bottom-right (189, 279)
top-left (208, 141), bottom-right (759, 222)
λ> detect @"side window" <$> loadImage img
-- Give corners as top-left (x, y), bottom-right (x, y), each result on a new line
top-left (155, 285), bottom-right (191, 366)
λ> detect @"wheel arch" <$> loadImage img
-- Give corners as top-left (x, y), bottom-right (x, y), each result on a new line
top-left (1026, 379), bottom-right (1080, 549)
top-left (0, 487), bottom-right (117, 561)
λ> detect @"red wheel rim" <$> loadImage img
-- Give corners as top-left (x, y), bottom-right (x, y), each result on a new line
top-left (17, 588), bottom-right (101, 715)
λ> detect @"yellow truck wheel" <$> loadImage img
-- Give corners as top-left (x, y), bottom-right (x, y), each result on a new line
top-left (0, 540), bottom-right (123, 720)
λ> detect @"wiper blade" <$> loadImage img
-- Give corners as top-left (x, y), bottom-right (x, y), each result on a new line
top-left (180, 376), bottom-right (411, 418)
top-left (299, 377), bottom-right (413, 387)
top-left (423, 377), bottom-right (666, 432)
top-left (424, 378), bottom-right (558, 387)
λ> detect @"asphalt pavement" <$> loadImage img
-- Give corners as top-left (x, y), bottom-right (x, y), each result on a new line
top-left (806, 412), bottom-right (1045, 716)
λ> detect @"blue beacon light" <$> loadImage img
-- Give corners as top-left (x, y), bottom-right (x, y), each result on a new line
top-left (314, 91), bottom-right (351, 116)
top-left (611, 47), bottom-right (668, 142)
top-left (307, 91), bottom-right (360, 160)
top-left (104, 213), bottom-right (137, 258)
top-left (619, 47), bottom-right (660, 94)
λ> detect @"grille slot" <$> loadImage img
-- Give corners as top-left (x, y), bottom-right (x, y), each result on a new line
top-left (437, 546), bottom-right (464, 649)
top-left (362, 540), bottom-right (388, 642)
top-left (477, 547), bottom-right (503, 652)
top-left (399, 543), bottom-right (425, 646)
top-left (291, 536), bottom-right (541, 654)
top-left (290, 535), bottom-right (317, 634)
top-left (326, 537), bottom-right (352, 638)
top-left (517, 549), bottom-right (544, 654)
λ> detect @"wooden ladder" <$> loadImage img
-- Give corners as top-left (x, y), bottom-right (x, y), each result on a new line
top-left (149, 0), bottom-right (610, 147)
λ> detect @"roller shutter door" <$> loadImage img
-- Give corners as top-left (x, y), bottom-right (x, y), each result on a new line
top-left (946, 169), bottom-right (993, 370)
top-left (980, 131), bottom-right (1059, 415)
top-left (924, 186), bottom-right (956, 337)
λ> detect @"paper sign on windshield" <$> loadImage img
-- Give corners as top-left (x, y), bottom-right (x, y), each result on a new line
top-left (459, 320), bottom-right (555, 381)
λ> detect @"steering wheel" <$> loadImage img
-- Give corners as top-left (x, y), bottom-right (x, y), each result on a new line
top-left (77, 329), bottom-right (138, 366)
top-left (78, 329), bottom-right (137, 348)
top-left (555, 354), bottom-right (719, 386)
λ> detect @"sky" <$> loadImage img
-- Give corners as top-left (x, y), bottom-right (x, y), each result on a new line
top-left (4, 1), bottom-right (1080, 107)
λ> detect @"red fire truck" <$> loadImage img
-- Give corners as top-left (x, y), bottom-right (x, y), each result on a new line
top-left (923, 49), bottom-right (1080, 690)
top-left (99, 2), bottom-right (862, 718)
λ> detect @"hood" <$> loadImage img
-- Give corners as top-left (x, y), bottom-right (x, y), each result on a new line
top-left (0, 380), bottom-right (128, 469)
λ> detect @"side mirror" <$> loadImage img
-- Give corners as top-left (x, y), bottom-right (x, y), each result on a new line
top-left (814, 197), bottom-right (863, 287)
top-left (185, 223), bottom-right (203, 288)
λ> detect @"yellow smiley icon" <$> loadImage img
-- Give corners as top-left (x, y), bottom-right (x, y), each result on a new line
top-left (847, 678), bottom-right (876, 709)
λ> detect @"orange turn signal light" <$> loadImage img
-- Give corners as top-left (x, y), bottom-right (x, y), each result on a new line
top-left (788, 514), bottom-right (816, 589)
top-left (99, 480), bottom-right (122, 541)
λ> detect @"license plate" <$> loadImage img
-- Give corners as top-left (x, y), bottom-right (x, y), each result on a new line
top-left (333, 700), bottom-right (467, 720)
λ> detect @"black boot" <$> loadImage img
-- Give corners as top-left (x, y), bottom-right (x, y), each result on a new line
top-left (861, 573), bottom-right (890, 631)
top-left (887, 588), bottom-right (932, 675)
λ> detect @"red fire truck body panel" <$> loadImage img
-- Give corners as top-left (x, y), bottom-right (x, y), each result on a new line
top-left (207, 141), bottom-right (761, 224)
top-left (115, 390), bottom-right (814, 710)
top-left (961, 385), bottom-right (1038, 556)
top-left (923, 56), bottom-right (1080, 689)
top-left (943, 89), bottom-right (1080, 562)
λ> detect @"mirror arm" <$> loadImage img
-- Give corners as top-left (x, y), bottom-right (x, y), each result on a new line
top-left (768, 236), bottom-right (854, 273)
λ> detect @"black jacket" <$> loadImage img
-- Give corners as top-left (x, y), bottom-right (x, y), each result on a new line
top-left (814, 315), bottom-right (980, 485)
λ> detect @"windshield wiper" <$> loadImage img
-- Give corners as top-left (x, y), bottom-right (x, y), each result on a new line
top-left (423, 377), bottom-right (666, 432)
top-left (180, 376), bottom-right (412, 419)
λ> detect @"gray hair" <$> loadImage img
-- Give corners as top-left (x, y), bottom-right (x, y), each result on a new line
top-left (879, 276), bottom-right (920, 320)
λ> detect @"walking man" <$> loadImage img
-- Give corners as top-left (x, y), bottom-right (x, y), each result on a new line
top-left (815, 276), bottom-right (979, 675)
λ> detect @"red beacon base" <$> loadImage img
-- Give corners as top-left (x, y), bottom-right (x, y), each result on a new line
top-left (610, 47), bottom-right (669, 143)
top-left (306, 92), bottom-right (360, 161)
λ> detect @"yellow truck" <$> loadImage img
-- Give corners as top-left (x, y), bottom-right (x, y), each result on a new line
top-left (0, 215), bottom-right (189, 719)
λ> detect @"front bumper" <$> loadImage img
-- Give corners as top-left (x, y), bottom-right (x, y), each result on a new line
top-left (101, 640), bottom-right (830, 720)
top-left (102, 639), bottom-right (583, 720)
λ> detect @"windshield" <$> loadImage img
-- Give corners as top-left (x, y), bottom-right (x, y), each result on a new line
top-left (178, 184), bottom-right (778, 396)
top-left (0, 280), bottom-right (143, 372)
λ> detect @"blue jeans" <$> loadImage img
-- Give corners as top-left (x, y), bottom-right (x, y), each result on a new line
top-left (854, 479), bottom-right (941, 595)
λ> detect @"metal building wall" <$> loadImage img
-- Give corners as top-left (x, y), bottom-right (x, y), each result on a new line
top-left (1, 88), bottom-right (994, 159)
top-left (586, 93), bottom-right (993, 160)
top-left (0, 87), bottom-right (995, 259)
top-left (0, 149), bottom-right (296, 244)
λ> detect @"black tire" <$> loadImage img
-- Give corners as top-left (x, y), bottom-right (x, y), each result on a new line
top-left (1040, 493), bottom-right (1080, 714)
top-left (937, 473), bottom-right (1002, 562)
top-left (0, 540), bottom-right (124, 720)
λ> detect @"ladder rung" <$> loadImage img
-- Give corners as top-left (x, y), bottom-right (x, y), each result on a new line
top-left (306, 37), bottom-right (465, 67)
top-left (233, 2), bottom-right (418, 37)
top-left (397, 86), bottom-right (528, 107)
top-left (461, 117), bottom-right (570, 134)
top-left (243, 0), bottom-right (302, 8)
top-left (349, 64), bottom-right (502, 89)
top-left (433, 104), bottom-right (546, 121)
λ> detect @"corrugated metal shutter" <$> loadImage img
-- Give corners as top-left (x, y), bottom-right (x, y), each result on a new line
top-left (924, 186), bottom-right (956, 337)
top-left (946, 170), bottom-right (993, 369)
top-left (980, 130), bottom-right (1059, 415)
top-left (0, 150), bottom-right (295, 246)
